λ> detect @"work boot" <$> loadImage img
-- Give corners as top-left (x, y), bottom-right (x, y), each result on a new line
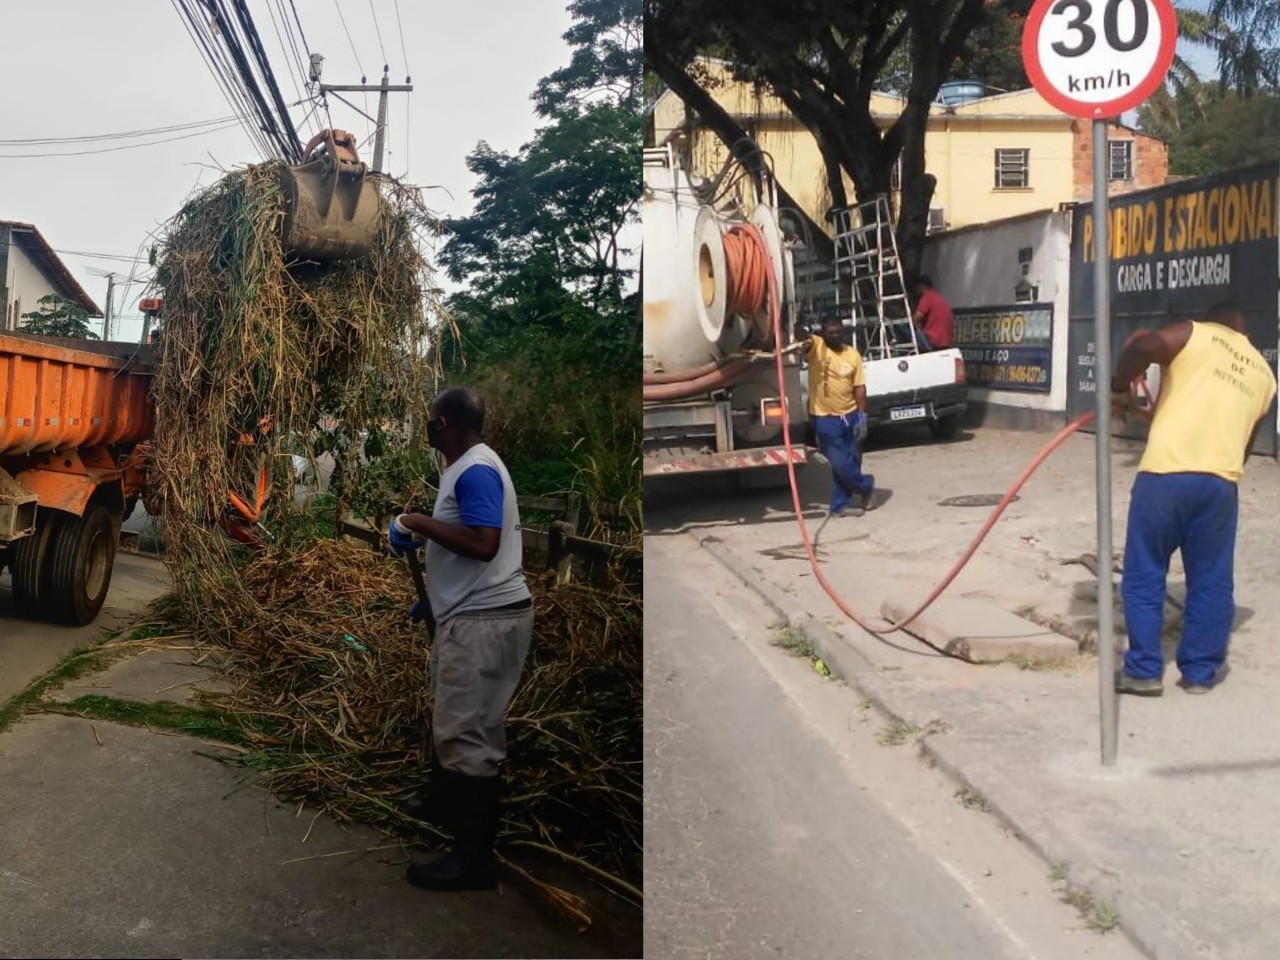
top-left (1178, 663), bottom-right (1230, 695)
top-left (397, 756), bottom-right (444, 823)
top-left (1115, 671), bottom-right (1163, 696)
top-left (407, 772), bottom-right (500, 892)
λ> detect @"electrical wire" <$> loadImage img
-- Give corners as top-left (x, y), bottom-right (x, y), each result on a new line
top-left (334, 0), bottom-right (366, 79)
top-left (0, 116), bottom-right (240, 146)
top-left (0, 121), bottom-right (244, 158)
top-left (368, 0), bottom-right (389, 66)
top-left (264, 0), bottom-right (312, 139)
top-left (168, 0), bottom-right (272, 158)
top-left (393, 0), bottom-right (410, 78)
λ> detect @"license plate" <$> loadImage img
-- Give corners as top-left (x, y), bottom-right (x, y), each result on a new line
top-left (889, 404), bottom-right (928, 422)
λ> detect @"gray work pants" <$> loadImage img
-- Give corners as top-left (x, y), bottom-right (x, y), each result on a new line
top-left (428, 605), bottom-right (534, 778)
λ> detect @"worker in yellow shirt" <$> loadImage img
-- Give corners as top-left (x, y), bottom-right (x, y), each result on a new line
top-left (805, 316), bottom-right (876, 517)
top-left (1111, 301), bottom-right (1277, 696)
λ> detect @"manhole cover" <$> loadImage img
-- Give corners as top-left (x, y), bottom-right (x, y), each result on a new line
top-left (938, 494), bottom-right (1018, 507)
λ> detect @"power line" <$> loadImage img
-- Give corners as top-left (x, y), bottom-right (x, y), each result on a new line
top-left (0, 116), bottom-right (239, 146)
top-left (393, 0), bottom-right (410, 79)
top-left (168, 0), bottom-right (272, 158)
top-left (334, 0), bottom-right (366, 80)
top-left (0, 121), bottom-right (244, 158)
top-left (368, 0), bottom-right (389, 66)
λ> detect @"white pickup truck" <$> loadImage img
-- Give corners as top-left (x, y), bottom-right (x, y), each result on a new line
top-left (801, 323), bottom-right (969, 441)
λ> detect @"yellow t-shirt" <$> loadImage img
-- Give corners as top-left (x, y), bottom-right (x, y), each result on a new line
top-left (1140, 321), bottom-right (1277, 482)
top-left (807, 337), bottom-right (865, 417)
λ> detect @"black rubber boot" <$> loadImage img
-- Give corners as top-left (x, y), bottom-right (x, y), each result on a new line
top-left (406, 772), bottom-right (500, 892)
top-left (398, 756), bottom-right (444, 823)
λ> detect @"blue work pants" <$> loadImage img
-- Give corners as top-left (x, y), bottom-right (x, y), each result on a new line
top-left (1121, 471), bottom-right (1238, 685)
top-left (814, 414), bottom-right (874, 513)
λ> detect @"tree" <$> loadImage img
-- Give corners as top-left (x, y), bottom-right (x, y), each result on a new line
top-left (1208, 0), bottom-right (1280, 95)
top-left (644, 0), bottom-right (994, 279)
top-left (1142, 88), bottom-right (1280, 175)
top-left (437, 0), bottom-right (641, 502)
top-left (20, 294), bottom-right (98, 339)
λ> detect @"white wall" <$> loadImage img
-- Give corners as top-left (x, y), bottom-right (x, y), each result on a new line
top-left (922, 210), bottom-right (1073, 412)
top-left (6, 243), bottom-right (63, 330)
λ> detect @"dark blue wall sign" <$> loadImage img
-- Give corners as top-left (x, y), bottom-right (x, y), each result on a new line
top-left (952, 304), bottom-right (1053, 393)
top-left (1067, 162), bottom-right (1280, 455)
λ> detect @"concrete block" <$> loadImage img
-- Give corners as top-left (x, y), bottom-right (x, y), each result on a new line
top-left (880, 596), bottom-right (1078, 664)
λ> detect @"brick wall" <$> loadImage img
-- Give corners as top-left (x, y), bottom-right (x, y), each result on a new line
top-left (1071, 119), bottom-right (1168, 199)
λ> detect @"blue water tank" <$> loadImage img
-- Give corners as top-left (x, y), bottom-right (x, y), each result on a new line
top-left (938, 81), bottom-right (985, 106)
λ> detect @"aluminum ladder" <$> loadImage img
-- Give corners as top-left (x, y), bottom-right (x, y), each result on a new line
top-left (831, 196), bottom-right (918, 361)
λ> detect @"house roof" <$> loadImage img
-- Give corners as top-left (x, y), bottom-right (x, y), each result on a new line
top-left (1, 221), bottom-right (103, 317)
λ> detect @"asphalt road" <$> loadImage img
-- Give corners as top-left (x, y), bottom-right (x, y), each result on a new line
top-left (644, 531), bottom-right (1144, 960)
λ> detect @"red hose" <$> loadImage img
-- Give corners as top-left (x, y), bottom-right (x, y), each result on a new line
top-left (768, 264), bottom-right (1155, 640)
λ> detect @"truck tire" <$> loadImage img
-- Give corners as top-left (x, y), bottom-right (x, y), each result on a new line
top-left (43, 506), bottom-right (120, 626)
top-left (930, 414), bottom-right (961, 441)
top-left (10, 516), bottom-right (56, 619)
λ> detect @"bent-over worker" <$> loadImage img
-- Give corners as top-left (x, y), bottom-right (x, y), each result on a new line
top-left (806, 316), bottom-right (876, 517)
top-left (1111, 301), bottom-right (1276, 696)
top-left (389, 386), bottom-right (534, 890)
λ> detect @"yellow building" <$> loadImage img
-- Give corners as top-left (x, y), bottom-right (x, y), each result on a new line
top-left (651, 59), bottom-right (1168, 235)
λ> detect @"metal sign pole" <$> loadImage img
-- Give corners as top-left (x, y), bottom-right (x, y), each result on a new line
top-left (1092, 118), bottom-right (1118, 767)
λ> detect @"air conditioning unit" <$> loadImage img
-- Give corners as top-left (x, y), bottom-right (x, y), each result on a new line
top-left (927, 207), bottom-right (947, 232)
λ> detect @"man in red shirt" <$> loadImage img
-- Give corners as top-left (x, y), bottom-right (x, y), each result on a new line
top-left (911, 275), bottom-right (953, 351)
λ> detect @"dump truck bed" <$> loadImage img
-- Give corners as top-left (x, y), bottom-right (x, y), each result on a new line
top-left (0, 333), bottom-right (154, 456)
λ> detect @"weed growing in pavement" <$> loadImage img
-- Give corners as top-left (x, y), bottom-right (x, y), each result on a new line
top-left (877, 719), bottom-right (920, 746)
top-left (955, 788), bottom-right (989, 811)
top-left (772, 625), bottom-right (816, 658)
top-left (1049, 860), bottom-right (1120, 934)
top-left (0, 626), bottom-right (152, 735)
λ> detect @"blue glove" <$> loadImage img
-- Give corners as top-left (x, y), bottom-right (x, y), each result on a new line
top-left (410, 598), bottom-right (432, 624)
top-left (388, 514), bottom-right (422, 557)
top-left (851, 412), bottom-right (868, 443)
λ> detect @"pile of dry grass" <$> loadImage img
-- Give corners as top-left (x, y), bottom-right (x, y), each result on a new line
top-left (149, 163), bottom-right (445, 605)
top-left (146, 166), bottom-right (641, 914)
top-left (196, 539), bottom-right (642, 902)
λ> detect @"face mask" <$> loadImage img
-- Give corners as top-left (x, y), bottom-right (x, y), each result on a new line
top-left (426, 416), bottom-right (446, 449)
top-left (823, 333), bottom-right (844, 350)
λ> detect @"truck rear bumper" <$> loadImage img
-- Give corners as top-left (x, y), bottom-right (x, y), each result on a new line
top-left (865, 384), bottom-right (968, 426)
top-left (643, 444), bottom-right (809, 477)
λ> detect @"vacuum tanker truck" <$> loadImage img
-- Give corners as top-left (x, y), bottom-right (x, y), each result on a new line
top-left (642, 146), bottom-right (810, 479)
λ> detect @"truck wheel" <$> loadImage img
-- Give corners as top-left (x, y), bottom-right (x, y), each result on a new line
top-left (10, 516), bottom-right (56, 619)
top-left (43, 506), bottom-right (120, 626)
top-left (930, 415), bottom-right (961, 441)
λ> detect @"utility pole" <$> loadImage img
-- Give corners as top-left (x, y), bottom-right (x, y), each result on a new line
top-left (316, 62), bottom-right (412, 174)
top-left (103, 273), bottom-right (115, 341)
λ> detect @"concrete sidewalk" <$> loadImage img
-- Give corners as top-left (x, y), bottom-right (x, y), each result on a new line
top-left (0, 644), bottom-right (639, 959)
top-left (666, 427), bottom-right (1280, 960)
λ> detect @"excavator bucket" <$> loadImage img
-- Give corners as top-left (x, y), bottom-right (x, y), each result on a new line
top-left (279, 129), bottom-right (381, 262)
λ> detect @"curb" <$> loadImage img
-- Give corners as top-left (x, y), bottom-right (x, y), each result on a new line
top-left (696, 532), bottom-right (1209, 960)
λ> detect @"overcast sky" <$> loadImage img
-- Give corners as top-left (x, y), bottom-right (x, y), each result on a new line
top-left (0, 0), bottom-right (575, 341)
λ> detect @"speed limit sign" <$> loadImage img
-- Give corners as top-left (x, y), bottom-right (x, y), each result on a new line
top-left (1022, 0), bottom-right (1177, 118)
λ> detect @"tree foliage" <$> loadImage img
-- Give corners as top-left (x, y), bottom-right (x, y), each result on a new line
top-left (1140, 87), bottom-right (1280, 175)
top-left (644, 0), bottom-right (995, 279)
top-left (20, 294), bottom-right (98, 339)
top-left (437, 0), bottom-right (640, 505)
top-left (1208, 0), bottom-right (1280, 95)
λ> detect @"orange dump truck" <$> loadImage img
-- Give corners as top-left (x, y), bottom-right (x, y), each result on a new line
top-left (0, 332), bottom-right (154, 625)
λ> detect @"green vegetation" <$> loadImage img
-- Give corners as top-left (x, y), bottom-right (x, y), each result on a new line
top-left (20, 294), bottom-right (98, 339)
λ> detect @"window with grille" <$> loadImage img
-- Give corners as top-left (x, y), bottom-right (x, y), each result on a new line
top-left (994, 148), bottom-right (1029, 188)
top-left (1108, 140), bottom-right (1134, 181)
top-left (890, 157), bottom-right (902, 191)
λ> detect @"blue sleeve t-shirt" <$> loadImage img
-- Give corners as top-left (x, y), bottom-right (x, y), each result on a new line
top-left (454, 464), bottom-right (505, 528)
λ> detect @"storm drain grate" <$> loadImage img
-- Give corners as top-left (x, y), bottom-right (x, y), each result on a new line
top-left (937, 494), bottom-right (1019, 508)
